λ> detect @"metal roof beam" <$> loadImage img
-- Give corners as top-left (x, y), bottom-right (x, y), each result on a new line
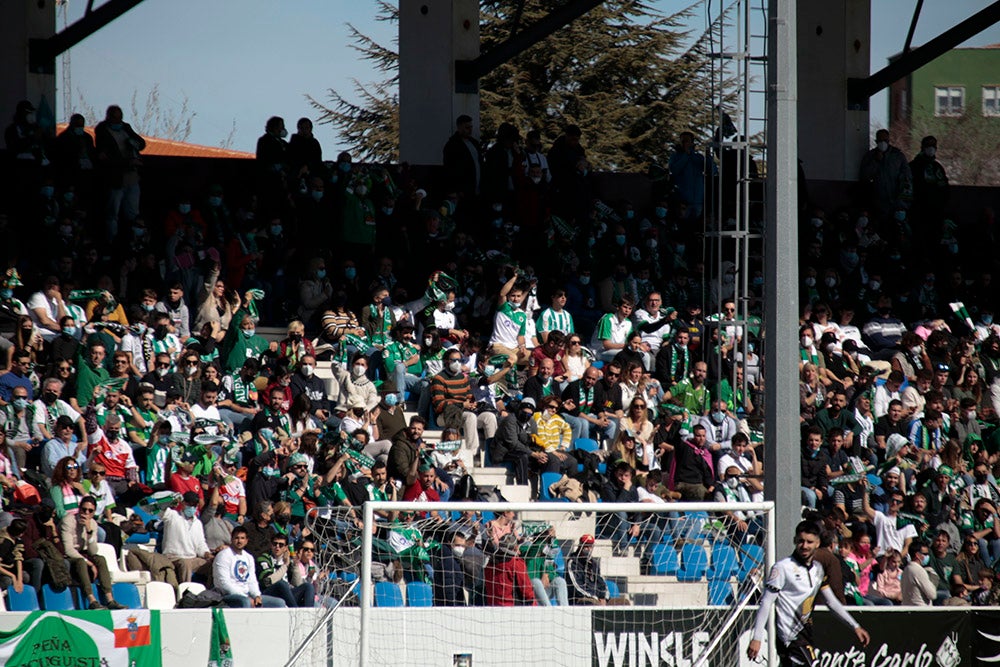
top-left (455, 0), bottom-right (606, 92)
top-left (29, 0), bottom-right (147, 74)
top-left (847, 0), bottom-right (1000, 110)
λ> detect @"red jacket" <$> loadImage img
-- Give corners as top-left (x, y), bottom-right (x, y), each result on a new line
top-left (484, 555), bottom-right (536, 606)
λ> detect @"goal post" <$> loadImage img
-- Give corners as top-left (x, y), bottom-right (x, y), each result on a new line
top-left (348, 500), bottom-right (777, 667)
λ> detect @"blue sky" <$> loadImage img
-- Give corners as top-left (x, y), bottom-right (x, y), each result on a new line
top-left (63, 0), bottom-right (1000, 151)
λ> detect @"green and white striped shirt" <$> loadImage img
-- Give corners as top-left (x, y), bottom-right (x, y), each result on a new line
top-left (538, 307), bottom-right (575, 337)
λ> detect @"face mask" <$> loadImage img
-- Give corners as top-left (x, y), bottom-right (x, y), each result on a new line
top-left (313, 269), bottom-right (326, 280)
top-left (967, 410), bottom-right (978, 421)
top-left (516, 411), bottom-right (532, 423)
top-left (752, 276), bottom-right (764, 287)
top-left (158, 435), bottom-right (170, 445)
top-left (985, 315), bottom-right (994, 325)
top-left (186, 364), bottom-right (198, 376)
top-left (530, 176), bottom-right (542, 184)
top-left (448, 360), bottom-right (462, 374)
top-left (923, 146), bottom-right (936, 158)
top-left (810, 217), bottom-right (823, 229)
top-left (579, 276), bottom-right (590, 285)
top-left (352, 364), bottom-right (366, 378)
top-left (270, 225), bottom-right (282, 236)
top-left (301, 364), bottom-right (314, 377)
top-left (12, 398), bottom-right (28, 411)
top-left (868, 280), bottom-right (881, 291)
top-left (345, 267), bottom-right (357, 280)
top-left (615, 234), bottom-right (626, 246)
top-left (208, 196), bottom-right (222, 207)
top-left (73, 126), bottom-right (85, 136)
top-left (356, 185), bottom-right (368, 197)
top-left (156, 367), bottom-right (169, 378)
top-left (63, 192), bottom-right (75, 204)
top-left (279, 128), bottom-right (288, 139)
top-left (276, 515), bottom-right (290, 526)
top-left (801, 336), bottom-right (813, 348)
top-left (62, 326), bottom-right (76, 337)
top-left (857, 216), bottom-right (869, 228)
top-left (183, 506), bottom-right (197, 519)
top-left (824, 276), bottom-right (836, 288)
top-left (625, 210), bottom-right (635, 220)
top-left (339, 162), bottom-right (351, 173)
top-left (42, 392), bottom-right (57, 405)
top-left (910, 346), bottom-right (922, 356)
top-left (877, 141), bottom-right (888, 152)
top-left (804, 276), bottom-right (816, 287)
top-left (492, 217), bottom-right (504, 229)
top-left (655, 207), bottom-right (667, 218)
top-left (484, 365), bottom-right (497, 376)
top-left (711, 410), bottom-right (725, 422)
top-left (40, 186), bottom-right (54, 199)
top-left (726, 478), bottom-right (740, 489)
top-left (586, 237), bottom-right (596, 247)
top-left (383, 392), bottom-right (400, 408)
top-left (445, 302), bottom-right (455, 311)
top-left (310, 190), bottom-right (323, 202)
top-left (108, 123), bottom-right (123, 132)
top-left (975, 474), bottom-right (988, 484)
top-left (0, 289), bottom-right (11, 299)
top-left (178, 204), bottom-right (191, 215)
top-left (894, 210), bottom-right (907, 222)
top-left (242, 328), bottom-right (255, 338)
top-left (844, 252), bottom-right (858, 264)
top-left (921, 554), bottom-right (931, 566)
top-left (452, 545), bottom-right (466, 558)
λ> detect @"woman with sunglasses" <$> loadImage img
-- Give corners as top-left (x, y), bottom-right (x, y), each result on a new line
top-left (561, 335), bottom-right (592, 383)
top-left (617, 397), bottom-right (654, 470)
top-left (50, 456), bottom-right (86, 520)
top-left (952, 536), bottom-right (986, 597)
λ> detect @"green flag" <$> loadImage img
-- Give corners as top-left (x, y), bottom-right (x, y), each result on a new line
top-left (0, 610), bottom-right (160, 667)
top-left (208, 607), bottom-right (234, 667)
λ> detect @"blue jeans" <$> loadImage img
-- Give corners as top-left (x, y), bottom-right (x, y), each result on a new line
top-left (562, 414), bottom-right (588, 442)
top-left (531, 575), bottom-right (569, 606)
top-left (221, 593), bottom-right (287, 608)
top-left (801, 487), bottom-right (818, 509)
top-left (394, 367), bottom-right (422, 399)
top-left (262, 580), bottom-right (316, 608)
top-left (597, 511), bottom-right (663, 563)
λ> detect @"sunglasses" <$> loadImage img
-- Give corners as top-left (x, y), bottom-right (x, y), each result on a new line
top-left (272, 541), bottom-right (287, 547)
top-left (569, 340), bottom-right (580, 345)
top-left (66, 464), bottom-right (79, 469)
top-left (155, 363), bottom-right (170, 368)
top-left (79, 507), bottom-right (95, 514)
top-left (300, 547), bottom-right (315, 552)
top-left (632, 404), bottom-right (646, 408)
top-left (90, 470), bottom-right (106, 476)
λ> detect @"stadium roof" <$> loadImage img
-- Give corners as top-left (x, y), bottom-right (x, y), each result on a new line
top-left (55, 123), bottom-right (254, 159)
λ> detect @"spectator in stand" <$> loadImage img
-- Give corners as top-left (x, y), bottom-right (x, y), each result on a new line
top-left (858, 128), bottom-right (912, 222)
top-left (800, 427), bottom-right (829, 509)
top-left (61, 496), bottom-right (126, 609)
top-left (901, 540), bottom-right (937, 606)
top-left (430, 347), bottom-right (496, 467)
top-left (443, 115), bottom-right (483, 200)
top-left (591, 297), bottom-right (634, 364)
top-left (160, 491), bottom-right (213, 583)
top-left (94, 105), bottom-right (145, 241)
top-left (214, 526), bottom-right (286, 608)
top-left (668, 360), bottom-right (711, 417)
top-left (668, 132), bottom-right (710, 221)
top-left (567, 534), bottom-right (611, 605)
top-left (256, 532), bottom-right (314, 607)
top-left (532, 396), bottom-right (576, 476)
top-left (484, 533), bottom-right (534, 607)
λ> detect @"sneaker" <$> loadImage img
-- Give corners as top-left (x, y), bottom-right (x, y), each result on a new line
top-left (106, 600), bottom-right (127, 610)
top-left (88, 601), bottom-right (106, 610)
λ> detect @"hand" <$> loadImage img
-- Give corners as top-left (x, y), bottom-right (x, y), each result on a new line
top-left (13, 578), bottom-right (23, 594)
top-left (747, 640), bottom-right (761, 660)
top-left (252, 596), bottom-right (263, 607)
top-left (855, 626), bottom-right (870, 648)
top-left (628, 524), bottom-right (640, 537)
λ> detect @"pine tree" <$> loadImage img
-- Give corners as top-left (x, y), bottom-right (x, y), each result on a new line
top-left (309, 0), bottom-right (724, 169)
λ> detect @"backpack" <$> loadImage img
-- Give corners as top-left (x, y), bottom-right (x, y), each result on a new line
top-left (176, 588), bottom-right (223, 608)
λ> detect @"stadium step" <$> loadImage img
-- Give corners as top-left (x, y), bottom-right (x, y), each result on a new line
top-left (621, 576), bottom-right (708, 606)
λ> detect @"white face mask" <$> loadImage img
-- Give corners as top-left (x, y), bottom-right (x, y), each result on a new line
top-left (726, 477), bottom-right (740, 489)
top-left (452, 545), bottom-right (466, 558)
top-left (923, 146), bottom-right (936, 158)
top-left (445, 302), bottom-right (455, 311)
top-left (801, 336), bottom-right (813, 348)
top-left (352, 364), bottom-right (366, 377)
top-left (448, 360), bottom-right (462, 374)
top-left (910, 345), bottom-right (922, 356)
top-left (301, 364), bottom-right (314, 377)
top-left (877, 140), bottom-right (888, 152)
top-left (424, 338), bottom-right (433, 346)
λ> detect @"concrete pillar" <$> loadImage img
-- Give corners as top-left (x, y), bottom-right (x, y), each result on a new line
top-left (399, 0), bottom-right (480, 165)
top-left (0, 0), bottom-right (56, 129)
top-left (796, 1), bottom-right (870, 182)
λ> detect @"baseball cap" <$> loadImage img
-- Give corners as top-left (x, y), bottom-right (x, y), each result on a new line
top-left (579, 534), bottom-right (595, 545)
top-left (520, 397), bottom-right (536, 410)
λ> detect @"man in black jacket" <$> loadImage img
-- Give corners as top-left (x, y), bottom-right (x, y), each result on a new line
top-left (673, 424), bottom-right (715, 500)
top-left (598, 461), bottom-right (662, 562)
top-left (567, 534), bottom-right (610, 605)
top-left (561, 366), bottom-right (613, 443)
top-left (432, 530), bottom-right (469, 606)
top-left (801, 426), bottom-right (830, 509)
top-left (491, 398), bottom-right (544, 485)
top-left (442, 115), bottom-right (482, 200)
top-left (94, 104), bottom-right (145, 241)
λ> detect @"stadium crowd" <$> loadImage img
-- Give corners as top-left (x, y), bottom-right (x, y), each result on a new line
top-left (0, 98), bottom-right (997, 608)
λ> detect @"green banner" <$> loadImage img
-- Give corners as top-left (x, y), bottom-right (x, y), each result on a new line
top-left (0, 610), bottom-right (161, 667)
top-left (208, 607), bottom-right (234, 667)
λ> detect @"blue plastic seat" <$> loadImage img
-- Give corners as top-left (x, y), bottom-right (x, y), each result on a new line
top-left (649, 541), bottom-right (680, 576)
top-left (374, 581), bottom-right (404, 607)
top-left (677, 544), bottom-right (708, 582)
top-left (41, 584), bottom-right (76, 611)
top-left (7, 584), bottom-right (39, 611)
top-left (708, 578), bottom-right (735, 605)
top-left (738, 544), bottom-right (765, 582)
top-left (406, 581), bottom-right (433, 607)
top-left (538, 471), bottom-right (565, 501)
top-left (674, 511), bottom-right (709, 542)
top-left (112, 583), bottom-right (142, 609)
top-left (573, 438), bottom-right (599, 452)
top-left (605, 579), bottom-right (620, 599)
top-left (552, 546), bottom-right (566, 576)
top-left (707, 544), bottom-right (739, 581)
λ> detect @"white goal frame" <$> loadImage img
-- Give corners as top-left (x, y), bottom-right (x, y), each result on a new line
top-left (352, 500), bottom-right (778, 667)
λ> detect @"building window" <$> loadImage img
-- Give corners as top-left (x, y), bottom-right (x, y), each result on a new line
top-left (984, 86), bottom-right (1000, 117)
top-left (934, 86), bottom-right (964, 117)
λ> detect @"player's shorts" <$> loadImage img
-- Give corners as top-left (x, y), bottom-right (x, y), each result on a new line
top-left (778, 627), bottom-right (816, 667)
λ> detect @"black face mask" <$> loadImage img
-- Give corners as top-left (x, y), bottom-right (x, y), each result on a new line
top-left (976, 474), bottom-right (988, 484)
top-left (42, 392), bottom-right (57, 405)
top-left (275, 515), bottom-right (291, 526)
top-left (154, 325), bottom-right (169, 340)
top-left (516, 411), bottom-right (533, 423)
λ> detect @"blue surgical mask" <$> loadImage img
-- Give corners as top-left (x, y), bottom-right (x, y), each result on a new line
top-left (615, 234), bottom-right (626, 246)
top-left (675, 244), bottom-right (686, 254)
top-left (579, 276), bottom-right (590, 286)
top-left (183, 506), bottom-right (197, 519)
top-left (384, 393), bottom-right (399, 407)
top-left (316, 269), bottom-right (327, 279)
top-left (12, 398), bottom-right (28, 411)
top-left (484, 365), bottom-right (497, 376)
top-left (178, 204), bottom-right (191, 215)
top-left (63, 192), bottom-right (75, 203)
top-left (345, 267), bottom-right (357, 280)
top-left (242, 328), bottom-right (255, 338)
top-left (339, 162), bottom-right (351, 173)
top-left (984, 315), bottom-right (994, 325)
top-left (73, 127), bottom-right (85, 136)
top-left (40, 186), bottom-right (54, 198)
top-left (921, 554), bottom-right (930, 566)
top-left (270, 225), bottom-right (282, 236)
top-left (141, 303), bottom-right (154, 312)
top-left (382, 207), bottom-right (394, 216)
top-left (625, 210), bottom-right (635, 220)
top-left (310, 190), bottom-right (323, 202)
top-left (655, 207), bottom-right (667, 218)
top-left (711, 410), bottom-right (725, 422)
top-left (0, 289), bottom-right (12, 299)
top-left (109, 123), bottom-right (124, 132)
top-left (208, 196), bottom-right (222, 207)
top-left (62, 326), bottom-right (76, 337)
top-left (752, 276), bottom-right (764, 287)
top-left (894, 210), bottom-right (907, 222)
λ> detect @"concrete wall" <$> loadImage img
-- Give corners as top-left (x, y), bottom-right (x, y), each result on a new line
top-left (796, 1), bottom-right (871, 181)
top-left (0, 0), bottom-right (56, 128)
top-left (399, 0), bottom-right (481, 165)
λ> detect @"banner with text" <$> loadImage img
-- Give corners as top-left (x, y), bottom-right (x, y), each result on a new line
top-left (592, 608), bottom-right (973, 667)
top-left (0, 610), bottom-right (161, 667)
